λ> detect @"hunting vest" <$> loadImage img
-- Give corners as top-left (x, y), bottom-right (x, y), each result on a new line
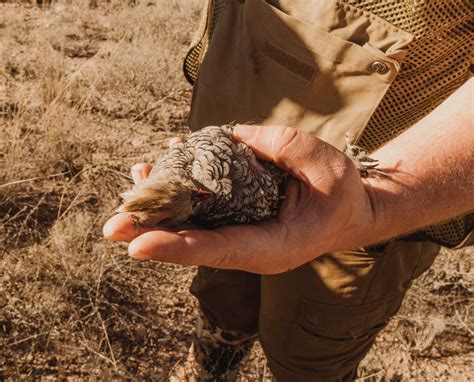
top-left (183, 0), bottom-right (473, 248)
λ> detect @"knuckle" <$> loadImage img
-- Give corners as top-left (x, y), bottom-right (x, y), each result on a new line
top-left (208, 230), bottom-right (237, 269)
top-left (273, 127), bottom-right (300, 164)
top-left (211, 248), bottom-right (235, 269)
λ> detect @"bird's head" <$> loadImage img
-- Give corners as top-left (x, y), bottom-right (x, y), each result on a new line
top-left (117, 173), bottom-right (212, 228)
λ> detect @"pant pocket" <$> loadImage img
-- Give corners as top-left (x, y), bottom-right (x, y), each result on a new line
top-left (188, 0), bottom-right (414, 150)
top-left (258, 241), bottom-right (439, 379)
top-left (288, 294), bottom-right (404, 377)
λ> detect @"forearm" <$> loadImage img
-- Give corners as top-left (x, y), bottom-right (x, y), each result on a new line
top-left (365, 78), bottom-right (474, 243)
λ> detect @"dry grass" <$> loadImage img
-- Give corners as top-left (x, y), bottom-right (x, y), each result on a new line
top-left (1, 1), bottom-right (198, 379)
top-left (0, 0), bottom-right (472, 380)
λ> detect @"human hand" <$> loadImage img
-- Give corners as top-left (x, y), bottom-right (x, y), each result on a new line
top-left (103, 125), bottom-right (381, 274)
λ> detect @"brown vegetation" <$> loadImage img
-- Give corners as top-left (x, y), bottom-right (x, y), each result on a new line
top-left (0, 1), bottom-right (472, 380)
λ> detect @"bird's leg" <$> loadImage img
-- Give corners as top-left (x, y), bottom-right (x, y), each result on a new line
top-left (344, 133), bottom-right (390, 178)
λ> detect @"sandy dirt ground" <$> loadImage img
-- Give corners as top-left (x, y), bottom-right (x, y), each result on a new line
top-left (1, 1), bottom-right (472, 380)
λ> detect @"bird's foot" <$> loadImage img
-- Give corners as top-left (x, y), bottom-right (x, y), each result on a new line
top-left (344, 133), bottom-right (390, 179)
top-left (355, 157), bottom-right (390, 178)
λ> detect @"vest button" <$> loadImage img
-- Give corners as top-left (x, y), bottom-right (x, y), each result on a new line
top-left (371, 61), bottom-right (389, 74)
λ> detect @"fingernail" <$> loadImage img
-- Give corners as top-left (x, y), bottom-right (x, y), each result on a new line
top-left (103, 219), bottom-right (130, 241)
top-left (128, 240), bottom-right (147, 259)
top-left (131, 167), bottom-right (141, 177)
top-left (103, 221), bottom-right (116, 239)
top-left (131, 163), bottom-right (144, 171)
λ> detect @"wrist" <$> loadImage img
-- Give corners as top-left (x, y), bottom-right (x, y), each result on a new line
top-left (361, 177), bottom-right (396, 244)
top-left (361, 173), bottom-right (427, 245)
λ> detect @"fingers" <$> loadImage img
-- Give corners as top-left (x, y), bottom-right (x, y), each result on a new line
top-left (104, 214), bottom-right (292, 273)
top-left (127, 221), bottom-right (290, 274)
top-left (233, 124), bottom-right (337, 177)
top-left (103, 211), bottom-right (292, 273)
top-left (104, 163), bottom-right (153, 241)
top-left (103, 212), bottom-right (157, 242)
top-left (131, 163), bottom-right (152, 185)
top-left (103, 212), bottom-right (197, 242)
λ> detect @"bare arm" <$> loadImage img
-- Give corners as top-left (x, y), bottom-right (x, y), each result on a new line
top-left (103, 78), bottom-right (474, 274)
top-left (361, 77), bottom-right (474, 245)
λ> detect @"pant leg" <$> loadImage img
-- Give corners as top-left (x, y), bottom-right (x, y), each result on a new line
top-left (190, 266), bottom-right (261, 334)
top-left (259, 240), bottom-right (440, 381)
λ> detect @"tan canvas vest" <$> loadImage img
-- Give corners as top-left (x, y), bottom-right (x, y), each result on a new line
top-left (183, 0), bottom-right (473, 248)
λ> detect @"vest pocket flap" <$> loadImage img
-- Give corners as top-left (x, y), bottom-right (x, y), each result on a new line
top-left (268, 0), bottom-right (414, 62)
top-left (255, 0), bottom-right (402, 83)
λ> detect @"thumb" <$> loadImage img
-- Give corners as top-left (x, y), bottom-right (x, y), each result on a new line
top-left (233, 124), bottom-right (330, 176)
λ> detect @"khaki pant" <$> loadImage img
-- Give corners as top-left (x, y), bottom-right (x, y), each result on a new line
top-left (187, 0), bottom-right (440, 379)
top-left (191, 241), bottom-right (440, 380)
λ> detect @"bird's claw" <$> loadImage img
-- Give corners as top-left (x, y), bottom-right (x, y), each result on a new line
top-left (344, 133), bottom-right (390, 179)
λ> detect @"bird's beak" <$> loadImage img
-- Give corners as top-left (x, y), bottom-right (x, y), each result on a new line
top-left (190, 179), bottom-right (214, 201)
top-left (191, 188), bottom-right (212, 201)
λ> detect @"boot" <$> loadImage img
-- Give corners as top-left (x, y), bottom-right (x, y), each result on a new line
top-left (169, 311), bottom-right (257, 381)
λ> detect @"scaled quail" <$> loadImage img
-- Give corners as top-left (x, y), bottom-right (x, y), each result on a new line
top-left (118, 125), bottom-right (286, 228)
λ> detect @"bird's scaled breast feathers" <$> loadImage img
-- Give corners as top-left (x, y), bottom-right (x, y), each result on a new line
top-left (124, 125), bottom-right (286, 228)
